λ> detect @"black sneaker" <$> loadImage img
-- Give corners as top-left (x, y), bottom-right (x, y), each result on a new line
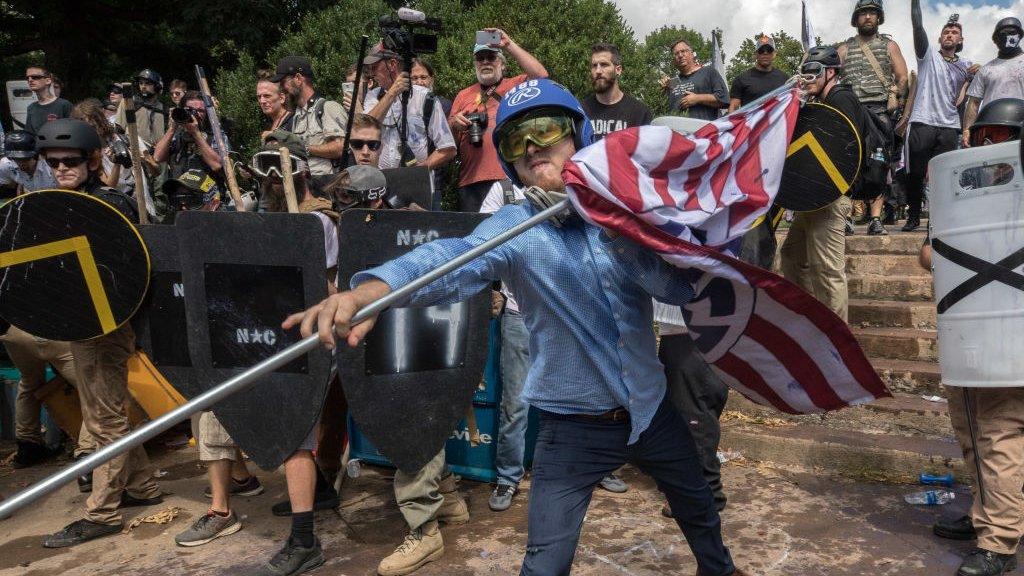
top-left (271, 491), bottom-right (339, 517)
top-left (867, 217), bottom-right (888, 236)
top-left (882, 203), bottom-right (897, 225)
top-left (12, 440), bottom-right (55, 469)
top-left (43, 519), bottom-right (122, 548)
top-left (934, 515), bottom-right (977, 540)
top-left (205, 475), bottom-right (265, 498)
top-left (956, 548), bottom-right (1017, 576)
top-left (901, 218), bottom-right (921, 232)
top-left (253, 537), bottom-right (325, 576)
top-left (845, 218), bottom-right (856, 236)
top-left (78, 471), bottom-right (93, 493)
top-left (120, 493), bottom-right (164, 509)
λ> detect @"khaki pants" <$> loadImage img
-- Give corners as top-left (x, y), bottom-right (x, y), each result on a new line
top-left (1, 326), bottom-right (95, 455)
top-left (71, 324), bottom-right (159, 525)
top-left (191, 411), bottom-right (239, 462)
top-left (946, 386), bottom-right (1024, 555)
top-left (779, 196), bottom-right (852, 321)
top-left (393, 448), bottom-right (446, 531)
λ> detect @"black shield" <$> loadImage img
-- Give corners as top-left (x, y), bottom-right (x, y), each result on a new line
top-left (383, 167), bottom-right (433, 210)
top-left (776, 102), bottom-right (862, 211)
top-left (337, 209), bottom-right (490, 473)
top-left (140, 210), bottom-right (331, 470)
top-left (0, 190), bottom-right (149, 341)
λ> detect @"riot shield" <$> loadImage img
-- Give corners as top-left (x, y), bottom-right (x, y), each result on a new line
top-left (337, 209), bottom-right (490, 473)
top-left (0, 190), bottom-right (149, 341)
top-left (776, 102), bottom-right (862, 211)
top-left (383, 167), bottom-right (433, 210)
top-left (139, 211), bottom-right (332, 469)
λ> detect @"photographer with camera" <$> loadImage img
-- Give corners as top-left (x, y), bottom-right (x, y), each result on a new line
top-left (153, 90), bottom-right (227, 198)
top-left (72, 99), bottom-right (137, 195)
top-left (270, 55), bottom-right (347, 177)
top-left (449, 28), bottom-right (547, 212)
top-left (363, 41), bottom-right (456, 176)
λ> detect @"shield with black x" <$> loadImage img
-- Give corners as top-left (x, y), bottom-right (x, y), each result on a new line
top-left (932, 238), bottom-right (1024, 314)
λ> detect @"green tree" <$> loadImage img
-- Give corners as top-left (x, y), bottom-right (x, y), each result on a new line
top-left (726, 30), bottom-right (805, 84)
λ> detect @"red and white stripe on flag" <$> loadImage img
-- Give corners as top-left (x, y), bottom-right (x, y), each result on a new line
top-left (563, 86), bottom-right (890, 414)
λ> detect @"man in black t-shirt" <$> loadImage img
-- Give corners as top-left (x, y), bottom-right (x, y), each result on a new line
top-left (582, 42), bottom-right (653, 140)
top-left (665, 40), bottom-right (729, 121)
top-left (728, 35), bottom-right (790, 112)
top-left (23, 65), bottom-right (72, 135)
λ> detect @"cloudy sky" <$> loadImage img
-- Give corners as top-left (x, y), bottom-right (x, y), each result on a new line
top-left (610, 0), bottom-right (1022, 69)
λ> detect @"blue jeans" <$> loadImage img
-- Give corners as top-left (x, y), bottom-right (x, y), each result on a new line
top-left (521, 394), bottom-right (734, 576)
top-left (495, 311), bottom-right (531, 486)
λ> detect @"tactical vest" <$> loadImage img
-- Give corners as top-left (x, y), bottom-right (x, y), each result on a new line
top-left (841, 34), bottom-right (894, 104)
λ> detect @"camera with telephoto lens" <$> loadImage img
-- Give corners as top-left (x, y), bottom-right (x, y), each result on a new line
top-left (110, 137), bottom-right (133, 168)
top-left (465, 112), bottom-right (488, 147)
top-left (379, 7), bottom-right (441, 58)
top-left (171, 105), bottom-right (196, 124)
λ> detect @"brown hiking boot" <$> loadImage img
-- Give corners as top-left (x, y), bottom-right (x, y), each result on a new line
top-left (377, 520), bottom-right (444, 576)
top-left (435, 475), bottom-right (469, 525)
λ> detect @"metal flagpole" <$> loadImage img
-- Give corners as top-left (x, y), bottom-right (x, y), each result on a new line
top-left (0, 198), bottom-right (569, 520)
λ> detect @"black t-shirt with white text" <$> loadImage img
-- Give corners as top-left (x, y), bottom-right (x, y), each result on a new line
top-left (582, 93), bottom-right (653, 140)
top-left (729, 67), bottom-right (789, 106)
top-left (25, 98), bottom-right (72, 135)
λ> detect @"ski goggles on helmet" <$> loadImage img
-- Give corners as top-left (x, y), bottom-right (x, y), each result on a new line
top-left (496, 112), bottom-right (575, 162)
top-left (971, 124), bottom-right (1019, 147)
top-left (799, 61), bottom-right (836, 78)
top-left (250, 150), bottom-right (308, 178)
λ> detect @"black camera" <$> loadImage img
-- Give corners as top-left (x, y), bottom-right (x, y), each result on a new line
top-left (465, 113), bottom-right (488, 147)
top-left (171, 106), bottom-right (195, 124)
top-left (110, 137), bottom-right (133, 168)
top-left (379, 8), bottom-right (441, 58)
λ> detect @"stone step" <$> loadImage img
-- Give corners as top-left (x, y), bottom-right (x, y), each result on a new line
top-left (848, 274), bottom-right (934, 301)
top-left (849, 298), bottom-right (937, 329)
top-left (872, 357), bottom-right (943, 396)
top-left (721, 419), bottom-right (964, 484)
top-left (846, 232), bottom-right (928, 255)
top-left (725, 391), bottom-right (952, 440)
top-left (846, 253), bottom-right (925, 276)
top-left (853, 327), bottom-right (938, 362)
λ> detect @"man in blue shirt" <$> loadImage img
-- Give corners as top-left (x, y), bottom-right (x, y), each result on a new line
top-left (285, 79), bottom-right (743, 576)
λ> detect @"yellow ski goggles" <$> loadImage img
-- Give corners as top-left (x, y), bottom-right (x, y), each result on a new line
top-left (496, 113), bottom-right (575, 162)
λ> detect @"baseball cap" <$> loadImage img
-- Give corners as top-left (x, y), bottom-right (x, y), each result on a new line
top-left (756, 35), bottom-right (776, 52)
top-left (474, 44), bottom-right (502, 56)
top-left (269, 55), bottom-right (314, 83)
top-left (363, 42), bottom-right (401, 65)
top-left (262, 129), bottom-right (308, 160)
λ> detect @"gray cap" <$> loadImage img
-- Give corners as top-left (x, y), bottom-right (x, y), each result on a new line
top-left (342, 165), bottom-right (387, 200)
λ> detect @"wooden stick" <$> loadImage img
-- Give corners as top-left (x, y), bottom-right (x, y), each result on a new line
top-left (464, 405), bottom-right (481, 447)
top-left (120, 84), bottom-right (150, 224)
top-left (279, 147), bottom-right (299, 214)
top-left (195, 70), bottom-right (245, 211)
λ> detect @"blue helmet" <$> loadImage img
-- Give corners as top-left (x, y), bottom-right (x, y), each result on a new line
top-left (492, 78), bottom-right (593, 186)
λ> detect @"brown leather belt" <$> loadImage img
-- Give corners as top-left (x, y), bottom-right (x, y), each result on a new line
top-left (571, 407), bottom-right (630, 422)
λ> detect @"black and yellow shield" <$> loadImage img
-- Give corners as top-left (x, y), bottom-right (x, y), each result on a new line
top-left (776, 103), bottom-right (862, 211)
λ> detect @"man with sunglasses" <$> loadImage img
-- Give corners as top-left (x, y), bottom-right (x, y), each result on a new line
top-left (24, 65), bottom-right (72, 136)
top-left (779, 47), bottom-right (872, 322)
top-left (728, 35), bottom-right (789, 113)
top-left (450, 28), bottom-right (547, 212)
top-left (0, 130), bottom-right (56, 195)
top-left (285, 78), bottom-right (745, 576)
top-left (105, 84), bottom-right (124, 123)
top-left (666, 39), bottom-right (729, 121)
top-left (154, 91), bottom-right (229, 203)
top-left (349, 113), bottom-right (384, 167)
top-left (902, 4), bottom-right (974, 233)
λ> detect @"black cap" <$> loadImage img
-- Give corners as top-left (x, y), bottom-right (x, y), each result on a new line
top-left (269, 55), bottom-right (314, 83)
top-left (4, 130), bottom-right (36, 159)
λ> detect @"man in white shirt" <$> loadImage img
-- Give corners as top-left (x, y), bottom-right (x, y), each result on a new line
top-left (0, 130), bottom-right (57, 195)
top-left (963, 17), bottom-right (1024, 147)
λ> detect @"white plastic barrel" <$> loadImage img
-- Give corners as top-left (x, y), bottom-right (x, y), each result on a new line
top-left (928, 142), bottom-right (1024, 387)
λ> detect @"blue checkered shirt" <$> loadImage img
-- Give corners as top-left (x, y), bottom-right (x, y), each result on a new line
top-left (353, 203), bottom-right (695, 444)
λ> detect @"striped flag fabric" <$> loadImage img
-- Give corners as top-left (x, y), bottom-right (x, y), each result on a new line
top-left (563, 86), bottom-right (890, 414)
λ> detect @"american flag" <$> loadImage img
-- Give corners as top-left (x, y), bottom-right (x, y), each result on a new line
top-left (563, 86), bottom-right (890, 414)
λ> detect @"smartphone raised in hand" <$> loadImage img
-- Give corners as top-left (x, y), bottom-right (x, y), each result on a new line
top-left (475, 30), bottom-right (502, 46)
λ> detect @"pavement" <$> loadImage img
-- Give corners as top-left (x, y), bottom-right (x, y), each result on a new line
top-left (0, 438), bottom-right (1017, 576)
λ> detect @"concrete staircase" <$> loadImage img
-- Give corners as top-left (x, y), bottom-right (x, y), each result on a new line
top-left (720, 225), bottom-right (965, 483)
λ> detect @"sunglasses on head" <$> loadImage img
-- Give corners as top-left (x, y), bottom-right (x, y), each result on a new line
top-left (250, 150), bottom-right (307, 178)
top-left (971, 125), bottom-right (1018, 147)
top-left (496, 112), bottom-right (574, 162)
top-left (44, 156), bottom-right (88, 169)
top-left (349, 139), bottom-right (381, 151)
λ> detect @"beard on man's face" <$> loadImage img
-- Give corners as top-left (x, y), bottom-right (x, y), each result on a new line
top-left (591, 75), bottom-right (615, 93)
top-left (857, 22), bottom-right (878, 36)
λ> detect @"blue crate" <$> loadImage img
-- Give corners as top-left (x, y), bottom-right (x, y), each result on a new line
top-left (0, 365), bottom-right (61, 444)
top-left (473, 318), bottom-right (502, 405)
top-left (348, 404), bottom-right (539, 484)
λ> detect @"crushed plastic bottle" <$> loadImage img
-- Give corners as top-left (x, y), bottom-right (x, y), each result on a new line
top-left (345, 458), bottom-right (361, 479)
top-left (904, 489), bottom-right (955, 505)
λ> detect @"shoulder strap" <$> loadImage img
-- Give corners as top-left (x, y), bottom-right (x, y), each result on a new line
top-left (312, 97), bottom-right (327, 125)
top-left (422, 94), bottom-right (437, 154)
top-left (857, 37), bottom-right (893, 89)
top-left (499, 179), bottom-right (515, 205)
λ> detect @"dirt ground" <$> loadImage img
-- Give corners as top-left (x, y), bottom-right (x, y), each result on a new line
top-left (0, 438), bottom-right (1014, 576)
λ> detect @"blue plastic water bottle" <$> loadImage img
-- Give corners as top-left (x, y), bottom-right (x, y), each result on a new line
top-left (919, 473), bottom-right (955, 487)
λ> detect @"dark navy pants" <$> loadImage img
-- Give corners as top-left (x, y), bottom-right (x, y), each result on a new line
top-left (520, 393), bottom-right (735, 575)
